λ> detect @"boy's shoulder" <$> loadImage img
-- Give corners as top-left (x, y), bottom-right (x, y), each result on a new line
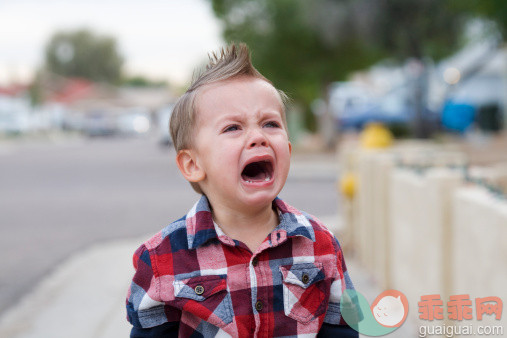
top-left (273, 197), bottom-right (342, 248)
top-left (136, 195), bottom-right (219, 257)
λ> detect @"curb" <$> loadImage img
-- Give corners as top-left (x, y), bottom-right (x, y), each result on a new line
top-left (0, 237), bottom-right (146, 338)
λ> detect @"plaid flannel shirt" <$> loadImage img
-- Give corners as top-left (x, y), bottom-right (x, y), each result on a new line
top-left (126, 195), bottom-right (354, 337)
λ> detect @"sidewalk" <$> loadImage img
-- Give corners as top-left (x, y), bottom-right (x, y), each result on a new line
top-left (0, 237), bottom-right (140, 338)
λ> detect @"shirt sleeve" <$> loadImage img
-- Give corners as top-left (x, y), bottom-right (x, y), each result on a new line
top-left (126, 244), bottom-right (181, 329)
top-left (317, 322), bottom-right (358, 337)
top-left (130, 321), bottom-right (179, 338)
top-left (323, 235), bottom-right (355, 325)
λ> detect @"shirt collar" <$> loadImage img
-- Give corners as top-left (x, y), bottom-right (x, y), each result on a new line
top-left (186, 195), bottom-right (316, 250)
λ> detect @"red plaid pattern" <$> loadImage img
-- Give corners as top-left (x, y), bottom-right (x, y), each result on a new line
top-left (126, 195), bottom-right (354, 337)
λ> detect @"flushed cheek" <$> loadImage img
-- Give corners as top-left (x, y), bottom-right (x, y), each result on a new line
top-left (277, 150), bottom-right (291, 174)
top-left (277, 164), bottom-right (290, 183)
top-left (209, 157), bottom-right (240, 183)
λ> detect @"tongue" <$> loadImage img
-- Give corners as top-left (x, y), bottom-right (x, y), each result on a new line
top-left (242, 162), bottom-right (269, 182)
top-left (242, 170), bottom-right (267, 182)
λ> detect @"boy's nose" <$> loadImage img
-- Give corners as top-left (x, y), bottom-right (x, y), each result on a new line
top-left (247, 129), bottom-right (268, 148)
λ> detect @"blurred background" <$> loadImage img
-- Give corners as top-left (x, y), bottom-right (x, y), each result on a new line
top-left (0, 0), bottom-right (506, 337)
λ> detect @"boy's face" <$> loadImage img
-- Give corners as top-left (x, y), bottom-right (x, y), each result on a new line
top-left (188, 76), bottom-right (291, 212)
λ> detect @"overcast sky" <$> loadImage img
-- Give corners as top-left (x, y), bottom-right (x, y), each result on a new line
top-left (0, 0), bottom-right (224, 86)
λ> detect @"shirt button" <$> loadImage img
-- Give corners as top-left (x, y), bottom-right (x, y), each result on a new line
top-left (302, 273), bottom-right (310, 284)
top-left (255, 300), bottom-right (263, 311)
top-left (252, 257), bottom-right (259, 267)
top-left (194, 285), bottom-right (205, 295)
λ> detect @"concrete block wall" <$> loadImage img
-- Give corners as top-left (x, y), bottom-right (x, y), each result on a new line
top-left (349, 142), bottom-right (459, 289)
top-left (341, 142), bottom-right (507, 328)
top-left (450, 186), bottom-right (507, 329)
top-left (389, 168), bottom-right (462, 324)
top-left (355, 151), bottom-right (379, 272)
top-left (451, 186), bottom-right (507, 299)
top-left (354, 151), bottom-right (394, 289)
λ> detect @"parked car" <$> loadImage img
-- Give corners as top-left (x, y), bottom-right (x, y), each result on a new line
top-left (330, 82), bottom-right (439, 133)
top-left (0, 95), bottom-right (32, 135)
top-left (70, 107), bottom-right (152, 137)
top-left (81, 111), bottom-right (118, 137)
top-left (156, 104), bottom-right (174, 146)
top-left (0, 110), bottom-right (31, 135)
top-left (328, 82), bottom-right (379, 130)
top-left (117, 108), bottom-right (151, 136)
top-left (442, 75), bottom-right (504, 133)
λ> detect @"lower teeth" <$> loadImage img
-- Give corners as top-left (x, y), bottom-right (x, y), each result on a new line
top-left (245, 176), bottom-right (271, 183)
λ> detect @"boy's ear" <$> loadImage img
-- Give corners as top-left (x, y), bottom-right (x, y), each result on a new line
top-left (176, 149), bottom-right (205, 183)
top-left (288, 141), bottom-right (292, 155)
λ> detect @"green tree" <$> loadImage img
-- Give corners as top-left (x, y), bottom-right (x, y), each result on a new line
top-left (210, 0), bottom-right (472, 139)
top-left (44, 29), bottom-right (124, 84)
top-left (455, 0), bottom-right (507, 34)
top-left (122, 75), bottom-right (168, 87)
top-left (211, 0), bottom-right (384, 134)
top-left (373, 0), bottom-right (468, 137)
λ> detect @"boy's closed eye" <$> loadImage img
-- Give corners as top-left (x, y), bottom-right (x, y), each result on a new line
top-left (223, 124), bottom-right (241, 133)
top-left (222, 121), bottom-right (280, 133)
top-left (263, 121), bottom-right (280, 128)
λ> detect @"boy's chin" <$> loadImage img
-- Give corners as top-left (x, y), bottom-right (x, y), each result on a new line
top-left (238, 190), bottom-right (279, 208)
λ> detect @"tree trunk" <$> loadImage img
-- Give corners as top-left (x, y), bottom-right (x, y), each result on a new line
top-left (411, 58), bottom-right (430, 138)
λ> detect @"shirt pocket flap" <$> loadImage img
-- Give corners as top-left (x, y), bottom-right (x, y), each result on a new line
top-left (173, 275), bottom-right (227, 301)
top-left (279, 262), bottom-right (325, 289)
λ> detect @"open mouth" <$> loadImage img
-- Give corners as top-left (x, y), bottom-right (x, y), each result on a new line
top-left (241, 160), bottom-right (274, 184)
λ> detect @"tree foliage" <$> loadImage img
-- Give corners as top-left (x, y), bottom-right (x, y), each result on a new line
top-left (209, 0), bottom-right (475, 132)
top-left (374, 0), bottom-right (466, 60)
top-left (454, 0), bottom-right (507, 35)
top-left (122, 76), bottom-right (168, 87)
top-left (211, 0), bottom-right (383, 122)
top-left (44, 29), bottom-right (124, 84)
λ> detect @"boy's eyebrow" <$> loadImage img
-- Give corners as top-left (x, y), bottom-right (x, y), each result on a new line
top-left (216, 111), bottom-right (282, 125)
top-left (215, 113), bottom-right (245, 126)
top-left (259, 111), bottom-right (283, 120)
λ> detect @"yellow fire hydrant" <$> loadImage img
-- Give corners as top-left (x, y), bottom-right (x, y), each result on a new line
top-left (360, 122), bottom-right (393, 149)
top-left (339, 172), bottom-right (357, 200)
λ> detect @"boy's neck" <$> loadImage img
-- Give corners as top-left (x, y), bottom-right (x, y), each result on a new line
top-left (208, 198), bottom-right (279, 253)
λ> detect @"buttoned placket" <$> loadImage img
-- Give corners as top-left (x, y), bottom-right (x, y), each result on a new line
top-left (210, 209), bottom-right (308, 337)
top-left (251, 247), bottom-right (265, 337)
top-left (250, 229), bottom-right (291, 338)
top-left (213, 225), bottom-right (270, 336)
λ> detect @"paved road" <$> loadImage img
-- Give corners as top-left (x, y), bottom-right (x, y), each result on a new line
top-left (0, 135), bottom-right (339, 315)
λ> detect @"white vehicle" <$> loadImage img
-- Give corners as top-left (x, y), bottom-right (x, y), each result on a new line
top-left (156, 104), bottom-right (174, 146)
top-left (0, 95), bottom-right (32, 134)
top-left (117, 108), bottom-right (151, 136)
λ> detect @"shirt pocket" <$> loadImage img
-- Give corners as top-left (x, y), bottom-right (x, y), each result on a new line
top-left (173, 274), bottom-right (233, 328)
top-left (279, 262), bottom-right (327, 324)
